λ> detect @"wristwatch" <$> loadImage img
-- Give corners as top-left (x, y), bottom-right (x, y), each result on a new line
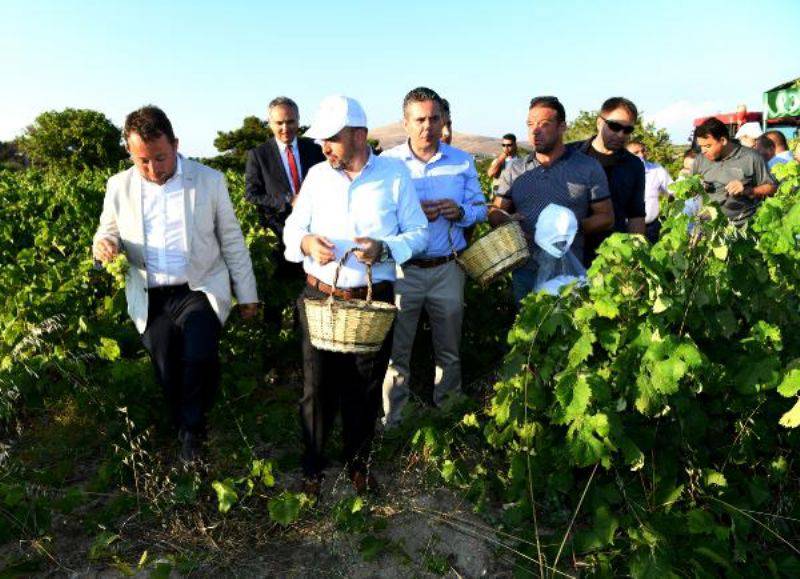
top-left (457, 206), bottom-right (466, 220)
top-left (379, 241), bottom-right (392, 262)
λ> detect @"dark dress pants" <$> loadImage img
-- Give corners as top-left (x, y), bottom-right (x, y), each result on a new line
top-left (141, 284), bottom-right (221, 435)
top-left (297, 283), bottom-right (394, 478)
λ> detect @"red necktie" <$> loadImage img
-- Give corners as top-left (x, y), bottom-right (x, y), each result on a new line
top-left (286, 145), bottom-right (301, 196)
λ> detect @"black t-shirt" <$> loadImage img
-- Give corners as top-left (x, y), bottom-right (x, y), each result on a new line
top-left (568, 137), bottom-right (646, 266)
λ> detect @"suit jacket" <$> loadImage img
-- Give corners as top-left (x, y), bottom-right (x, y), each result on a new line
top-left (93, 157), bottom-right (259, 334)
top-left (244, 137), bottom-right (325, 240)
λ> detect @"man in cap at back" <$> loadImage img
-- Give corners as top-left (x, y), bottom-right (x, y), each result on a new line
top-left (283, 95), bottom-right (428, 495)
top-left (734, 122), bottom-right (762, 148)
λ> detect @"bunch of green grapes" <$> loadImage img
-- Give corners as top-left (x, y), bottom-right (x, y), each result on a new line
top-left (104, 253), bottom-right (129, 288)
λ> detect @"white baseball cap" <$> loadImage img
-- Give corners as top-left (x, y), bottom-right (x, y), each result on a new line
top-left (735, 122), bottom-right (762, 140)
top-left (534, 204), bottom-right (578, 258)
top-left (305, 95), bottom-right (368, 140)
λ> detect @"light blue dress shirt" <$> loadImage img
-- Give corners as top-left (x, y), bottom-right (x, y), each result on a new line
top-left (283, 152), bottom-right (428, 288)
top-left (382, 141), bottom-right (487, 258)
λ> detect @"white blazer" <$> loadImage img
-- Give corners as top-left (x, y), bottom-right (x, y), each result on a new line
top-left (93, 157), bottom-right (259, 334)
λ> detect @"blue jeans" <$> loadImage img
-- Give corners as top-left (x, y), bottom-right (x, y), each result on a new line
top-left (512, 268), bottom-right (538, 307)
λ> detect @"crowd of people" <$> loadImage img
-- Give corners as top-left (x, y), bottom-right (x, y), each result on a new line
top-left (91, 87), bottom-right (793, 496)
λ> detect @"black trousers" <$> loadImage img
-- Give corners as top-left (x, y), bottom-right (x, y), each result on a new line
top-left (141, 284), bottom-right (221, 435)
top-left (297, 283), bottom-right (394, 478)
top-left (263, 250), bottom-right (304, 335)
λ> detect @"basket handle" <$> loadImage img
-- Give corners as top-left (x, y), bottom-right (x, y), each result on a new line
top-left (329, 247), bottom-right (374, 304)
top-left (446, 202), bottom-right (513, 264)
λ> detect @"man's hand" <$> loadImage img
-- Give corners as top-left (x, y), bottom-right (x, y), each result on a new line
top-left (239, 303), bottom-right (258, 320)
top-left (437, 199), bottom-right (464, 221)
top-left (92, 238), bottom-right (119, 263)
top-left (725, 180), bottom-right (746, 196)
top-left (487, 207), bottom-right (524, 227)
top-left (301, 234), bottom-right (336, 265)
top-left (353, 237), bottom-right (381, 265)
top-left (421, 200), bottom-right (440, 222)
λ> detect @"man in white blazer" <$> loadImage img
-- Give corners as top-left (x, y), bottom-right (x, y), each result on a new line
top-left (92, 105), bottom-right (258, 462)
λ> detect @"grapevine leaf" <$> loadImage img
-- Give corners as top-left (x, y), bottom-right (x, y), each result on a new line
top-left (268, 491), bottom-right (310, 526)
top-left (777, 369), bottom-right (800, 398)
top-left (779, 398), bottom-right (800, 428)
top-left (96, 337), bottom-right (121, 361)
top-left (211, 479), bottom-right (238, 514)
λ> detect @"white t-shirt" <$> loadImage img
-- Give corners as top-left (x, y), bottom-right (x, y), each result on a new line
top-left (643, 160), bottom-right (673, 224)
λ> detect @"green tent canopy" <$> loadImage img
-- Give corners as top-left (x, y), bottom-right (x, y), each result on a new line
top-left (763, 77), bottom-right (800, 126)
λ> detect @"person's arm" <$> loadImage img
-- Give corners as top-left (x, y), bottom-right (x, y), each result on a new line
top-left (439, 157), bottom-right (488, 226)
top-left (626, 160), bottom-right (646, 235)
top-left (92, 177), bottom-right (121, 262)
top-left (283, 172), bottom-right (314, 263)
top-left (584, 158), bottom-right (614, 233)
top-left (381, 169), bottom-right (429, 263)
top-left (486, 152), bottom-right (507, 179)
top-left (214, 173), bottom-right (259, 307)
top-left (488, 194), bottom-right (516, 227)
top-left (582, 199), bottom-right (615, 234)
top-left (750, 155), bottom-right (778, 198)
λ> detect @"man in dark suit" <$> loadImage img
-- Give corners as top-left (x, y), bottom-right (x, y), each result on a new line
top-left (245, 97), bottom-right (325, 359)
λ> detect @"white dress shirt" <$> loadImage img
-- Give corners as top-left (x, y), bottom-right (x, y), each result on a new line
top-left (642, 160), bottom-right (673, 224)
top-left (283, 152), bottom-right (428, 288)
top-left (277, 137), bottom-right (302, 194)
top-left (142, 157), bottom-right (188, 287)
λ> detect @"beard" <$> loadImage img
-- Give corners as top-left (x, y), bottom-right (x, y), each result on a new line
top-left (534, 139), bottom-right (557, 154)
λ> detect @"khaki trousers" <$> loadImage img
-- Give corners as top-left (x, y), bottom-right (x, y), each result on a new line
top-left (382, 260), bottom-right (465, 426)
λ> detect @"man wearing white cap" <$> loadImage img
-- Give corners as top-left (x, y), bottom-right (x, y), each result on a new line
top-left (734, 122), bottom-right (762, 148)
top-left (283, 95), bottom-right (428, 495)
top-left (381, 87), bottom-right (487, 429)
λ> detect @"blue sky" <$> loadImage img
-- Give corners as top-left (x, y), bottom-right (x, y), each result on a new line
top-left (1, 0), bottom-right (798, 156)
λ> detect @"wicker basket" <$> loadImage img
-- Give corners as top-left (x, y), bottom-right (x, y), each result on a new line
top-left (304, 249), bottom-right (397, 354)
top-left (458, 219), bottom-right (530, 286)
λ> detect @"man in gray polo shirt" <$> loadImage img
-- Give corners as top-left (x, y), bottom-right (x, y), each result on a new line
top-left (692, 117), bottom-right (776, 225)
top-left (491, 96), bottom-right (614, 304)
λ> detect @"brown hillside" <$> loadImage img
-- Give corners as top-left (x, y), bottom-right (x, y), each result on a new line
top-left (368, 122), bottom-right (503, 159)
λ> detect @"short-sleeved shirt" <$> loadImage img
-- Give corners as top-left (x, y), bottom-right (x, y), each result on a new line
top-left (692, 143), bottom-right (777, 225)
top-left (496, 148), bottom-right (610, 271)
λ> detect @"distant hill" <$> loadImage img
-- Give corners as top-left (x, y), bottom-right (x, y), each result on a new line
top-left (368, 122), bottom-right (503, 159)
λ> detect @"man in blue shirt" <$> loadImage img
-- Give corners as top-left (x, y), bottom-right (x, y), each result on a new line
top-left (381, 87), bottom-right (487, 428)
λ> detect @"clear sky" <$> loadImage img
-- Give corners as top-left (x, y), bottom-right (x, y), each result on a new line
top-left (1, 0), bottom-right (798, 157)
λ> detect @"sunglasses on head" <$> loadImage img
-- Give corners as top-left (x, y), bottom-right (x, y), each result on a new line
top-left (601, 117), bottom-right (635, 135)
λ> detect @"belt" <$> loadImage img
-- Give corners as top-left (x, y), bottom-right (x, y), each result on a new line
top-left (405, 253), bottom-right (461, 269)
top-left (306, 275), bottom-right (390, 301)
top-left (147, 283), bottom-right (189, 296)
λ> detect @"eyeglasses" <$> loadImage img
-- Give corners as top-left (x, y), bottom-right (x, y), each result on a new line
top-left (501, 143), bottom-right (515, 148)
top-left (600, 117), bottom-right (635, 135)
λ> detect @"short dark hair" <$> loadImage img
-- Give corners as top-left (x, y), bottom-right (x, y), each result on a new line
top-left (529, 96), bottom-right (566, 124)
top-left (600, 97), bottom-right (638, 121)
top-left (440, 97), bottom-right (451, 121)
top-left (628, 140), bottom-right (645, 150)
top-left (756, 135), bottom-right (776, 151)
top-left (268, 96), bottom-right (299, 116)
top-left (124, 105), bottom-right (176, 144)
top-left (694, 117), bottom-right (729, 141)
top-left (764, 129), bottom-right (788, 149)
top-left (502, 133), bottom-right (516, 142)
top-left (402, 86), bottom-right (443, 116)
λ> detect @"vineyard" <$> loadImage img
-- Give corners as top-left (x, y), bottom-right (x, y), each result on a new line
top-left (1, 159), bottom-right (800, 576)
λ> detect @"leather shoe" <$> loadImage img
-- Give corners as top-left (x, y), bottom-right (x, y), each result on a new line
top-left (302, 475), bottom-right (323, 498)
top-left (350, 470), bottom-right (379, 495)
top-left (178, 429), bottom-right (202, 465)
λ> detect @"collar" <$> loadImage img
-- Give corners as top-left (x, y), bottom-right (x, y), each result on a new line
top-left (525, 145), bottom-right (573, 167)
top-left (720, 143), bottom-right (742, 162)
top-left (403, 139), bottom-right (446, 163)
top-left (275, 137), bottom-right (298, 152)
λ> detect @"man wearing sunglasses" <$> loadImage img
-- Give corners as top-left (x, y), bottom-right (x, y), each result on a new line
top-left (569, 97), bottom-right (645, 267)
top-left (487, 133), bottom-right (519, 180)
